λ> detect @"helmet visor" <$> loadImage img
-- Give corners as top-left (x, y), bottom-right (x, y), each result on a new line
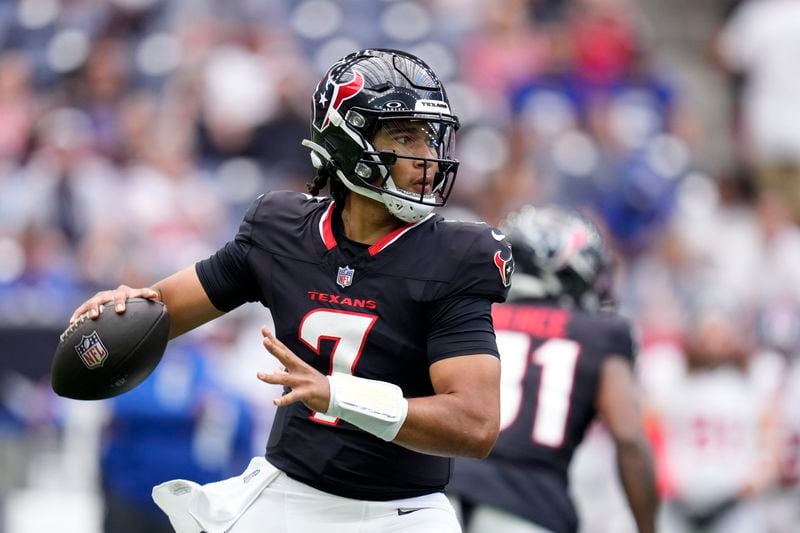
top-left (363, 117), bottom-right (458, 206)
top-left (374, 118), bottom-right (456, 161)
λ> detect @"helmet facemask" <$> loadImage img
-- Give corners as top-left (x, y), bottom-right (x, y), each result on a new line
top-left (352, 116), bottom-right (458, 222)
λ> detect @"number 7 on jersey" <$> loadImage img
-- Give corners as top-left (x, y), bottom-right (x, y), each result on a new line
top-left (298, 309), bottom-right (378, 424)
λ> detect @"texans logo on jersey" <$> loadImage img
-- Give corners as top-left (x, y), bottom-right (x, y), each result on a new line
top-left (494, 249), bottom-right (514, 288)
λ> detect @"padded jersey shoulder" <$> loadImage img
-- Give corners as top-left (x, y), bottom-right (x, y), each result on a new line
top-left (570, 309), bottom-right (637, 364)
top-left (425, 217), bottom-right (513, 303)
top-left (237, 191), bottom-right (331, 253)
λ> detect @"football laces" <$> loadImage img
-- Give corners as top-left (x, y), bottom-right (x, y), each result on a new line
top-left (60, 311), bottom-right (92, 343)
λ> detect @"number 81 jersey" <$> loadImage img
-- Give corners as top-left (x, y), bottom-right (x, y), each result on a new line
top-left (195, 191), bottom-right (511, 501)
top-left (448, 302), bottom-right (635, 533)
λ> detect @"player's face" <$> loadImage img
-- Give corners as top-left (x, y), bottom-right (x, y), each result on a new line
top-left (372, 119), bottom-right (440, 196)
top-left (687, 312), bottom-right (747, 366)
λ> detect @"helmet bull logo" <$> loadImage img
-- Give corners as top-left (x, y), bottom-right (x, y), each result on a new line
top-left (317, 70), bottom-right (365, 131)
top-left (494, 250), bottom-right (515, 288)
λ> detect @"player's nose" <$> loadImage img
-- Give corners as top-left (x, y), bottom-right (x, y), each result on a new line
top-left (413, 150), bottom-right (438, 172)
top-left (411, 141), bottom-right (436, 159)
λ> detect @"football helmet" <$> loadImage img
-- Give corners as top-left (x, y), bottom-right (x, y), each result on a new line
top-left (501, 205), bottom-right (615, 311)
top-left (303, 49), bottom-right (460, 223)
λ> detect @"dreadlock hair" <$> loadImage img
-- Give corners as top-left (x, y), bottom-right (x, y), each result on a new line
top-left (306, 164), bottom-right (349, 205)
top-left (306, 172), bottom-right (328, 196)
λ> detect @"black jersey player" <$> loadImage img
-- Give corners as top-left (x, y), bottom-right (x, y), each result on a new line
top-left (69, 49), bottom-right (512, 533)
top-left (447, 206), bottom-right (658, 533)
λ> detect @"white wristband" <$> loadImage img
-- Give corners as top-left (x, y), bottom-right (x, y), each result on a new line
top-left (325, 373), bottom-right (409, 442)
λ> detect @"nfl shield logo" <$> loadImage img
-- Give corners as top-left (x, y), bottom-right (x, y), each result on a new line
top-left (74, 331), bottom-right (109, 369)
top-left (336, 265), bottom-right (354, 288)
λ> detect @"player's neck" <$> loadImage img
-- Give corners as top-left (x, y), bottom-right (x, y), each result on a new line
top-left (340, 194), bottom-right (404, 245)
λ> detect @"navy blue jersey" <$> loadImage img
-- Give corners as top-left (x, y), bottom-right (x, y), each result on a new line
top-left (196, 191), bottom-right (511, 500)
top-left (448, 302), bottom-right (635, 533)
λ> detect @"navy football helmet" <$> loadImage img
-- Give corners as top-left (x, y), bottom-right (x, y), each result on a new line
top-left (501, 205), bottom-right (615, 311)
top-left (303, 49), bottom-right (460, 223)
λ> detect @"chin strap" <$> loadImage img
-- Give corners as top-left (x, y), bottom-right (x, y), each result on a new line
top-left (303, 138), bottom-right (386, 204)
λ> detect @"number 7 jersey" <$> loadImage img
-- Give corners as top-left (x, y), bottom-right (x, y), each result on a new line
top-left (195, 191), bottom-right (511, 501)
top-left (448, 302), bottom-right (636, 533)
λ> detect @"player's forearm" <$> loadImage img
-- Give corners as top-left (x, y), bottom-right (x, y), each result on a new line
top-left (392, 393), bottom-right (499, 458)
top-left (617, 437), bottom-right (659, 533)
top-left (152, 266), bottom-right (224, 339)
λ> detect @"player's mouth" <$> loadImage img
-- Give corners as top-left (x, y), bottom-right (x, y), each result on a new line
top-left (402, 178), bottom-right (432, 196)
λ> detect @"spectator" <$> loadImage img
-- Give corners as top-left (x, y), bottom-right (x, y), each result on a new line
top-left (718, 0), bottom-right (800, 222)
top-left (641, 293), bottom-right (780, 533)
top-left (100, 337), bottom-right (255, 533)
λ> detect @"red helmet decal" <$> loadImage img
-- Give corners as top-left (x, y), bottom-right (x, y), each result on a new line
top-left (320, 70), bottom-right (365, 130)
top-left (563, 226), bottom-right (589, 259)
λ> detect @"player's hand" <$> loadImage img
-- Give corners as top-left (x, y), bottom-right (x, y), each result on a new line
top-left (257, 326), bottom-right (331, 413)
top-left (69, 285), bottom-right (161, 323)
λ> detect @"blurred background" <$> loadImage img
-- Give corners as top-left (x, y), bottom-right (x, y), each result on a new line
top-left (0, 0), bottom-right (799, 531)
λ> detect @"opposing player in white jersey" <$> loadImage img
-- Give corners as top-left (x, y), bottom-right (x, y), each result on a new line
top-left (641, 295), bottom-right (781, 533)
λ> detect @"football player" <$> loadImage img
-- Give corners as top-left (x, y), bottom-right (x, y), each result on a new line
top-left (447, 206), bottom-right (658, 533)
top-left (642, 294), bottom-right (779, 533)
top-left (69, 49), bottom-right (512, 532)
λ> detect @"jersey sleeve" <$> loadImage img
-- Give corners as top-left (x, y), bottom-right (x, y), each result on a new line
top-left (195, 194), bottom-right (265, 311)
top-left (604, 316), bottom-right (636, 364)
top-left (426, 296), bottom-right (499, 363)
top-left (442, 225), bottom-right (513, 303)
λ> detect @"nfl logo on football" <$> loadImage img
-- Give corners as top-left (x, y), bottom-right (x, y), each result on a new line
top-left (74, 331), bottom-right (109, 369)
top-left (337, 265), bottom-right (354, 288)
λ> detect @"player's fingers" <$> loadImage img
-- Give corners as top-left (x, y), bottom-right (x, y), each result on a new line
top-left (69, 303), bottom-right (90, 324)
top-left (255, 370), bottom-right (303, 408)
top-left (69, 307), bottom-right (89, 324)
top-left (263, 328), bottom-right (300, 359)
top-left (262, 336), bottom-right (290, 366)
top-left (256, 369), bottom-right (290, 386)
top-left (272, 390), bottom-right (302, 408)
top-left (262, 331), bottom-right (303, 369)
top-left (70, 290), bottom-right (110, 322)
top-left (112, 285), bottom-right (133, 313)
top-left (261, 325), bottom-right (289, 347)
top-left (135, 287), bottom-right (161, 301)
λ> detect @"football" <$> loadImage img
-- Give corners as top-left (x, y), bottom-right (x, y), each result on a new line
top-left (51, 298), bottom-right (171, 400)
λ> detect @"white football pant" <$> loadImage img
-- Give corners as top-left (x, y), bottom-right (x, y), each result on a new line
top-left (153, 456), bottom-right (461, 533)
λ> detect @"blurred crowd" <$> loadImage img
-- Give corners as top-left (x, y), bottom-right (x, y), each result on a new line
top-left (1, 0), bottom-right (800, 532)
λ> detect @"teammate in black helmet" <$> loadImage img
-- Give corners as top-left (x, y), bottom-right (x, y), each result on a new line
top-left (69, 49), bottom-right (512, 532)
top-left (448, 205), bottom-right (658, 533)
